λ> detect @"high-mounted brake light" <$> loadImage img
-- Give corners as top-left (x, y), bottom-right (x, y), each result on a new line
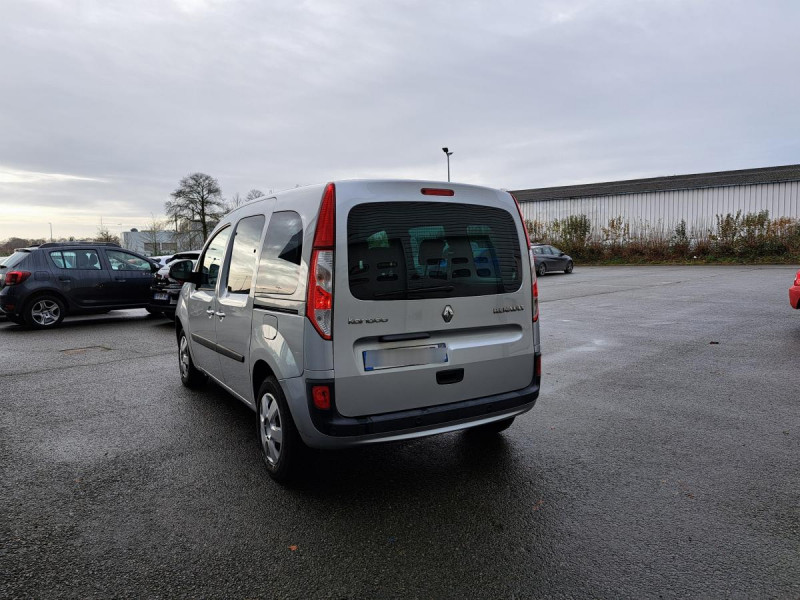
top-left (421, 188), bottom-right (455, 196)
top-left (306, 183), bottom-right (336, 340)
top-left (4, 270), bottom-right (31, 286)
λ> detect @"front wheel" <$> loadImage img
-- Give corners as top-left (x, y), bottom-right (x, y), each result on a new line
top-left (178, 331), bottom-right (206, 388)
top-left (24, 295), bottom-right (66, 329)
top-left (536, 262), bottom-right (546, 277)
top-left (257, 377), bottom-right (303, 484)
top-left (564, 261), bottom-right (574, 274)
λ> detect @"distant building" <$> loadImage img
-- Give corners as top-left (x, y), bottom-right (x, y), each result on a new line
top-left (512, 164), bottom-right (800, 236)
top-left (121, 229), bottom-right (179, 256)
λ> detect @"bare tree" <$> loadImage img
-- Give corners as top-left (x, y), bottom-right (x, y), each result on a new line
top-left (95, 227), bottom-right (120, 245)
top-left (225, 192), bottom-right (245, 212)
top-left (143, 214), bottom-right (165, 256)
top-left (166, 173), bottom-right (225, 242)
top-left (246, 189), bottom-right (265, 202)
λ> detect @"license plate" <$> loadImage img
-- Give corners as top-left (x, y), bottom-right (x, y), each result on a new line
top-left (154, 293), bottom-right (169, 301)
top-left (363, 343), bottom-right (448, 372)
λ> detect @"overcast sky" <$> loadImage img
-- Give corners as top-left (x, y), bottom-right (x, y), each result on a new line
top-left (1, 0), bottom-right (798, 241)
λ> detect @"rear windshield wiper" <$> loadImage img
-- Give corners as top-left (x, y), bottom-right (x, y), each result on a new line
top-left (373, 285), bottom-right (455, 299)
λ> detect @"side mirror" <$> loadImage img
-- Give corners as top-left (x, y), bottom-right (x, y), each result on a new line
top-left (559, 252), bottom-right (566, 257)
top-left (150, 261), bottom-right (160, 273)
top-left (169, 259), bottom-right (199, 284)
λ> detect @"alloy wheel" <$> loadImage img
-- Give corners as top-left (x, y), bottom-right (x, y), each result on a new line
top-left (30, 299), bottom-right (61, 327)
top-left (259, 393), bottom-right (283, 466)
top-left (179, 335), bottom-right (190, 379)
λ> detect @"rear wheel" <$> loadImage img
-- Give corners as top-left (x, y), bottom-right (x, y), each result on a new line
top-left (467, 416), bottom-right (515, 436)
top-left (257, 376), bottom-right (302, 484)
top-left (178, 331), bottom-right (206, 388)
top-left (564, 261), bottom-right (574, 274)
top-left (536, 262), bottom-right (546, 277)
top-left (24, 295), bottom-right (66, 329)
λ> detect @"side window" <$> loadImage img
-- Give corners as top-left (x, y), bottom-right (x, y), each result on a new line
top-left (225, 215), bottom-right (266, 295)
top-left (198, 227), bottom-right (233, 291)
top-left (533, 246), bottom-right (545, 255)
top-left (106, 250), bottom-right (152, 271)
top-left (50, 250), bottom-right (101, 270)
top-left (255, 211), bottom-right (304, 296)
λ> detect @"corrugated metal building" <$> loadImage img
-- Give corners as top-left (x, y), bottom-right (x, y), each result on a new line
top-left (512, 164), bottom-right (800, 237)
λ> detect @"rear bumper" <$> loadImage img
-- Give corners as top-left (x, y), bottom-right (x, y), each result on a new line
top-left (0, 288), bottom-right (19, 316)
top-left (150, 286), bottom-right (181, 315)
top-left (284, 355), bottom-right (540, 449)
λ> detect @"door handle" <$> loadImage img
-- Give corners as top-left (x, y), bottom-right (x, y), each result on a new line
top-left (58, 277), bottom-right (71, 282)
top-left (215, 311), bottom-right (225, 320)
top-left (206, 308), bottom-right (215, 319)
top-left (115, 277), bottom-right (127, 282)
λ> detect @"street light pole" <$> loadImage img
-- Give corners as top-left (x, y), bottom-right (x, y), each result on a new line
top-left (442, 147), bottom-right (453, 182)
top-left (49, 223), bottom-right (53, 242)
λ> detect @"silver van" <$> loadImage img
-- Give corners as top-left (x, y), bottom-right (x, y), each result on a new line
top-left (170, 180), bottom-right (541, 481)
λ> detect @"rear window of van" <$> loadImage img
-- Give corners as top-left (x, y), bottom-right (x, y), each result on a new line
top-left (347, 201), bottom-right (523, 300)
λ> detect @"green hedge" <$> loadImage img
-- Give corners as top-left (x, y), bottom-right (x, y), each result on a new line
top-left (527, 211), bottom-right (800, 263)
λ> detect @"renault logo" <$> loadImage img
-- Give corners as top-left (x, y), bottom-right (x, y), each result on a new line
top-left (442, 305), bottom-right (454, 323)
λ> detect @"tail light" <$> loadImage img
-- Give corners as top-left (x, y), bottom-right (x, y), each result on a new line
top-left (795, 270), bottom-right (800, 286)
top-left (306, 183), bottom-right (336, 340)
top-left (532, 275), bottom-right (539, 323)
top-left (4, 270), bottom-right (31, 286)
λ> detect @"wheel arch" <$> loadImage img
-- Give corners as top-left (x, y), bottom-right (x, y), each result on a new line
top-left (252, 360), bottom-right (278, 407)
top-left (22, 288), bottom-right (71, 314)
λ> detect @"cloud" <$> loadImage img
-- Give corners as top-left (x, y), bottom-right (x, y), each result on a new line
top-left (0, 0), bottom-right (798, 239)
top-left (0, 167), bottom-right (108, 184)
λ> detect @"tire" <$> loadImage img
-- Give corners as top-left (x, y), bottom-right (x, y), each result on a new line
top-left (257, 376), bottom-right (302, 484)
top-left (564, 261), bottom-right (574, 274)
top-left (536, 262), bottom-right (546, 277)
top-left (178, 330), bottom-right (206, 388)
top-left (23, 295), bottom-right (66, 329)
top-left (467, 416), bottom-right (516, 436)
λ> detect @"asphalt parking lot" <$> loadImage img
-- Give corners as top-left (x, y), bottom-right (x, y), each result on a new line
top-left (2, 265), bottom-right (798, 599)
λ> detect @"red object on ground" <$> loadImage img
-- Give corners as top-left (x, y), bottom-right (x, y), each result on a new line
top-left (790, 269), bottom-right (800, 309)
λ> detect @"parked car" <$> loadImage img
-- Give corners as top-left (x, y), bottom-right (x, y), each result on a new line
top-left (150, 255), bottom-right (173, 268)
top-left (790, 269), bottom-right (800, 309)
top-left (0, 242), bottom-right (160, 328)
top-left (149, 250), bottom-right (201, 318)
top-left (531, 243), bottom-right (573, 276)
top-left (169, 180), bottom-right (542, 482)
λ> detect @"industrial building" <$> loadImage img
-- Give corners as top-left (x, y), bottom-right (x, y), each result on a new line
top-left (512, 164), bottom-right (800, 237)
top-left (121, 229), bottom-right (178, 256)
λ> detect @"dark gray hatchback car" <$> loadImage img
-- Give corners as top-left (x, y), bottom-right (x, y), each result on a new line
top-left (531, 244), bottom-right (574, 276)
top-left (0, 242), bottom-right (159, 328)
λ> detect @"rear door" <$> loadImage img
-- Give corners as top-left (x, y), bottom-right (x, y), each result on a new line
top-left (332, 182), bottom-right (535, 418)
top-left (215, 207), bottom-right (272, 400)
top-left (47, 249), bottom-right (111, 307)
